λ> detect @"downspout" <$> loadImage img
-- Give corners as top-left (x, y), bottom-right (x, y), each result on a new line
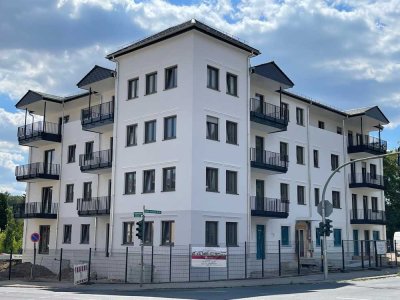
top-left (342, 117), bottom-right (350, 241)
top-left (246, 55), bottom-right (252, 244)
top-left (306, 103), bottom-right (312, 251)
top-left (25, 112), bottom-right (35, 251)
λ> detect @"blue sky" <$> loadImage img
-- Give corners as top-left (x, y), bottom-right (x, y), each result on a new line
top-left (1, 0), bottom-right (399, 195)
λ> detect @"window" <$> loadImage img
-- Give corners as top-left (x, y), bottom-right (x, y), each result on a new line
top-left (144, 222), bottom-right (154, 245)
top-left (226, 222), bottom-right (237, 246)
top-left (63, 115), bottom-right (70, 123)
top-left (313, 149), bottom-right (319, 168)
top-left (337, 126), bottom-right (342, 135)
top-left (67, 145), bottom-right (76, 163)
top-left (145, 72), bottom-right (157, 95)
top-left (80, 224), bottom-right (90, 244)
top-left (372, 197), bottom-right (378, 212)
top-left (296, 146), bottom-right (304, 165)
top-left (318, 121), bottom-right (325, 129)
top-left (280, 142), bottom-right (288, 161)
top-left (65, 184), bottom-right (74, 203)
top-left (126, 124), bottom-right (137, 146)
top-left (333, 229), bottom-right (342, 247)
top-left (316, 228), bottom-right (321, 247)
top-left (163, 167), bottom-right (176, 192)
top-left (164, 116), bottom-right (176, 140)
top-left (296, 107), bottom-right (304, 125)
top-left (206, 116), bottom-right (219, 141)
top-left (332, 191), bottom-right (340, 208)
top-left (124, 172), bottom-right (136, 194)
top-left (206, 167), bottom-right (218, 192)
top-left (144, 120), bottom-right (156, 143)
top-left (207, 65), bottom-right (219, 90)
top-left (226, 121), bottom-right (238, 144)
top-left (280, 183), bottom-right (289, 201)
top-left (143, 169), bottom-right (155, 193)
top-left (83, 182), bottom-right (92, 200)
top-left (281, 226), bottom-right (290, 246)
top-left (85, 141), bottom-right (94, 160)
top-left (281, 102), bottom-right (289, 121)
top-left (165, 66), bottom-right (177, 90)
top-left (370, 164), bottom-right (377, 179)
top-left (226, 170), bottom-right (238, 194)
top-left (297, 185), bottom-right (305, 205)
top-left (226, 73), bottom-right (238, 96)
top-left (314, 188), bottom-right (320, 206)
top-left (373, 230), bottom-right (380, 241)
top-left (123, 222), bottom-right (134, 245)
top-left (205, 221), bottom-right (218, 246)
top-left (331, 154), bottom-right (339, 171)
top-left (161, 221), bottom-right (175, 245)
top-left (63, 225), bottom-right (72, 244)
top-left (128, 78), bottom-right (139, 99)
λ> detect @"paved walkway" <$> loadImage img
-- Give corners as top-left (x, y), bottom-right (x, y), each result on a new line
top-left (0, 268), bottom-right (398, 292)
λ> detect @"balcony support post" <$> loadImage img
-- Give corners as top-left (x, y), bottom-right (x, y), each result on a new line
top-left (378, 125), bottom-right (382, 149)
top-left (88, 88), bottom-right (92, 123)
top-left (43, 101), bottom-right (46, 133)
top-left (360, 117), bottom-right (363, 145)
top-left (279, 86), bottom-right (282, 119)
top-left (24, 108), bottom-right (27, 137)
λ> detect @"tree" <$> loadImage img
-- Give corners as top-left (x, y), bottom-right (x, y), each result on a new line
top-left (2, 207), bottom-right (17, 252)
top-left (0, 193), bottom-right (8, 231)
top-left (384, 153), bottom-right (400, 240)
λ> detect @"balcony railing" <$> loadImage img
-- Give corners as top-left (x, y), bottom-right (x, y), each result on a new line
top-left (17, 121), bottom-right (62, 146)
top-left (350, 209), bottom-right (386, 225)
top-left (13, 202), bottom-right (58, 219)
top-left (15, 163), bottom-right (60, 181)
top-left (77, 196), bottom-right (111, 216)
top-left (81, 100), bottom-right (114, 132)
top-left (349, 173), bottom-right (385, 190)
top-left (79, 149), bottom-right (112, 172)
top-left (250, 196), bottom-right (289, 218)
top-left (250, 148), bottom-right (288, 173)
top-left (348, 135), bottom-right (387, 155)
top-left (250, 98), bottom-right (289, 132)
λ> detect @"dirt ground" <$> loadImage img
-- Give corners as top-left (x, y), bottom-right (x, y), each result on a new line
top-left (0, 261), bottom-right (73, 281)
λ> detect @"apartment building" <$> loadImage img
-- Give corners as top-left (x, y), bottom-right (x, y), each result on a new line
top-left (14, 19), bottom-right (388, 259)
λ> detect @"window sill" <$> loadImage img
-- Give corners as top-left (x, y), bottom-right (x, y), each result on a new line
top-left (207, 87), bottom-right (220, 92)
top-left (297, 163), bottom-right (306, 166)
top-left (206, 138), bottom-right (220, 142)
top-left (163, 87), bottom-right (177, 91)
top-left (227, 244), bottom-right (239, 247)
top-left (123, 193), bottom-right (136, 195)
top-left (333, 207), bottom-right (341, 209)
top-left (226, 142), bottom-right (239, 146)
top-left (66, 161), bottom-right (75, 164)
top-left (296, 123), bottom-right (305, 127)
top-left (297, 203), bottom-right (307, 206)
top-left (161, 189), bottom-right (176, 193)
top-left (127, 97), bottom-right (139, 101)
top-left (64, 201), bottom-right (74, 204)
top-left (142, 191), bottom-right (155, 194)
top-left (145, 92), bottom-right (157, 96)
top-left (126, 144), bottom-right (137, 147)
top-left (163, 137), bottom-right (176, 141)
top-left (80, 242), bottom-right (89, 245)
top-left (143, 141), bottom-right (156, 145)
top-left (62, 242), bottom-right (71, 245)
top-left (226, 192), bottom-right (239, 195)
top-left (226, 92), bottom-right (239, 97)
top-left (122, 243), bottom-right (134, 246)
top-left (206, 190), bottom-right (220, 193)
top-left (160, 243), bottom-right (174, 247)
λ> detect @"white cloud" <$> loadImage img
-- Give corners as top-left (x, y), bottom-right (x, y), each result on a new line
top-left (0, 140), bottom-right (27, 171)
top-left (0, 108), bottom-right (26, 126)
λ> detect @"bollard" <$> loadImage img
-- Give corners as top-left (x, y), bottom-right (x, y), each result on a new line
top-left (227, 246), bottom-right (229, 280)
top-left (374, 241), bottom-right (378, 268)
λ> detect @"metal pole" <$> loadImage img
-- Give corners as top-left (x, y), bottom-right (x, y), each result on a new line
top-left (374, 240), bottom-right (378, 268)
top-left (297, 241), bottom-right (300, 275)
top-left (24, 108), bottom-right (27, 138)
top-left (320, 239), bottom-right (324, 272)
top-left (140, 205), bottom-right (145, 287)
top-left (151, 245), bottom-right (154, 283)
top-left (58, 248), bottom-right (63, 281)
top-left (169, 244), bottom-right (172, 282)
top-left (8, 251), bottom-right (12, 280)
top-left (88, 248), bottom-right (92, 283)
top-left (361, 241), bottom-right (365, 269)
top-left (244, 241), bottom-right (247, 279)
top-left (43, 101), bottom-right (46, 132)
top-left (124, 247), bottom-right (128, 283)
top-left (227, 246), bottom-right (229, 280)
top-left (341, 241), bottom-right (345, 271)
top-left (188, 244), bottom-right (191, 282)
top-left (368, 242), bottom-right (371, 268)
top-left (278, 240), bottom-right (281, 276)
top-left (395, 241), bottom-right (398, 267)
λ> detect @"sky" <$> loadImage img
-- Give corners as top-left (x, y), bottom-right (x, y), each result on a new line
top-left (0, 0), bottom-right (399, 195)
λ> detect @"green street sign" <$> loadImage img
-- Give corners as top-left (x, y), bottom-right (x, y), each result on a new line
top-left (133, 212), bottom-right (143, 217)
top-left (144, 209), bottom-right (162, 214)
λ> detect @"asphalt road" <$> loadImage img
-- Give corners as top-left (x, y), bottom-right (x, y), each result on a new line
top-left (1, 276), bottom-right (399, 300)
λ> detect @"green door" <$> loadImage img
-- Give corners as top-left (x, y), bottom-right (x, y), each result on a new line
top-left (256, 225), bottom-right (265, 260)
top-left (353, 230), bottom-right (359, 256)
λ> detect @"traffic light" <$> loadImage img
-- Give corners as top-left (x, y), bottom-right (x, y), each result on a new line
top-left (319, 222), bottom-right (325, 235)
top-left (136, 220), bottom-right (144, 241)
top-left (325, 219), bottom-right (333, 237)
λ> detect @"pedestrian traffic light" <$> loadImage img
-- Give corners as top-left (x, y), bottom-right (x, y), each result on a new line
top-left (136, 220), bottom-right (143, 240)
top-left (325, 219), bottom-right (333, 237)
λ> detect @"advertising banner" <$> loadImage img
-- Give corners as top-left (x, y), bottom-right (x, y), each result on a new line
top-left (191, 247), bottom-right (227, 267)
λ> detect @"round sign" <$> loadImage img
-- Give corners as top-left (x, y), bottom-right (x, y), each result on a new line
top-left (31, 232), bottom-right (40, 243)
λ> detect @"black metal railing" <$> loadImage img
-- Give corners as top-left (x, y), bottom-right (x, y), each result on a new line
top-left (13, 202), bottom-right (58, 219)
top-left (79, 149), bottom-right (112, 172)
top-left (17, 121), bottom-right (61, 144)
top-left (250, 98), bottom-right (289, 126)
top-left (350, 209), bottom-right (386, 224)
top-left (348, 134), bottom-right (387, 154)
top-left (15, 163), bottom-right (60, 180)
top-left (349, 173), bottom-right (385, 189)
top-left (250, 196), bottom-right (289, 218)
top-left (81, 100), bottom-right (114, 126)
top-left (77, 196), bottom-right (111, 216)
top-left (250, 148), bottom-right (288, 171)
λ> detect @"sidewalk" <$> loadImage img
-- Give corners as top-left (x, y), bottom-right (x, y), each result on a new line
top-left (0, 268), bottom-right (398, 292)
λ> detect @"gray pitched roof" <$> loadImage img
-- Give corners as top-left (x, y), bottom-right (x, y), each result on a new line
top-left (16, 90), bottom-right (92, 109)
top-left (252, 61), bottom-right (294, 88)
top-left (77, 65), bottom-right (115, 88)
top-left (106, 19), bottom-right (260, 59)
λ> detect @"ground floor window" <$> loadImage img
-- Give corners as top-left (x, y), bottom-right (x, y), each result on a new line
top-left (334, 229), bottom-right (342, 247)
top-left (281, 226), bottom-right (290, 246)
top-left (205, 221), bottom-right (218, 246)
top-left (226, 222), bottom-right (237, 246)
top-left (144, 221), bottom-right (154, 245)
top-left (63, 224), bottom-right (72, 244)
top-left (80, 224), bottom-right (90, 244)
top-left (122, 222), bottom-right (134, 245)
top-left (161, 221), bottom-right (175, 245)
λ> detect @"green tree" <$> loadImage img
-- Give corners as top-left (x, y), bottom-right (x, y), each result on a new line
top-left (0, 193), bottom-right (8, 231)
top-left (384, 153), bottom-right (400, 240)
top-left (2, 207), bottom-right (19, 253)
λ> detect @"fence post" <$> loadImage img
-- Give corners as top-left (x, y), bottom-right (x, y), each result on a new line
top-left (395, 240), bottom-right (398, 267)
top-left (244, 241), bottom-right (247, 279)
top-left (341, 241), bottom-right (345, 271)
top-left (8, 251), bottom-right (12, 280)
top-left (188, 244), bottom-right (191, 282)
top-left (124, 247), bottom-right (128, 283)
top-left (262, 247), bottom-right (264, 278)
top-left (58, 248), bottom-right (63, 281)
top-left (208, 267), bottom-right (211, 281)
top-left (227, 246), bottom-right (229, 280)
top-left (151, 245), bottom-right (154, 283)
top-left (361, 241), bottom-right (364, 269)
top-left (374, 240), bottom-right (378, 268)
top-left (88, 248), bottom-right (92, 283)
top-left (169, 244), bottom-right (172, 282)
top-left (278, 240), bottom-right (281, 277)
top-left (368, 242), bottom-right (371, 268)
top-left (297, 241), bottom-right (300, 275)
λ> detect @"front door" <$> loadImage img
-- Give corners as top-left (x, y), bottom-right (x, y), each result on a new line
top-left (296, 229), bottom-right (305, 257)
top-left (41, 187), bottom-right (52, 214)
top-left (44, 149), bottom-right (54, 174)
top-left (255, 136), bottom-right (264, 163)
top-left (39, 225), bottom-right (50, 254)
top-left (256, 225), bottom-right (265, 260)
top-left (353, 230), bottom-right (359, 256)
top-left (255, 180), bottom-right (264, 211)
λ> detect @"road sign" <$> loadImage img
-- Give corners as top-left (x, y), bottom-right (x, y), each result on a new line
top-left (133, 212), bottom-right (143, 218)
top-left (144, 209), bottom-right (162, 214)
top-left (31, 232), bottom-right (40, 243)
top-left (317, 200), bottom-right (333, 218)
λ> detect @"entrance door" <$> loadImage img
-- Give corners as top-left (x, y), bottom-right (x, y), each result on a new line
top-left (353, 230), bottom-right (359, 256)
top-left (255, 180), bottom-right (264, 211)
top-left (364, 230), bottom-right (370, 256)
top-left (255, 136), bottom-right (264, 163)
top-left (105, 223), bottom-right (110, 257)
top-left (41, 187), bottom-right (52, 214)
top-left (39, 225), bottom-right (50, 254)
top-left (296, 229), bottom-right (305, 257)
top-left (44, 149), bottom-right (54, 174)
top-left (256, 225), bottom-right (265, 260)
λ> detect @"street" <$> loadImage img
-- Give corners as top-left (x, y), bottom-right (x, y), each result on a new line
top-left (0, 276), bottom-right (399, 300)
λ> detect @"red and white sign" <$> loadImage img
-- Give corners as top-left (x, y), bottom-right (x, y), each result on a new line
top-left (73, 263), bottom-right (89, 285)
top-left (191, 247), bottom-right (227, 268)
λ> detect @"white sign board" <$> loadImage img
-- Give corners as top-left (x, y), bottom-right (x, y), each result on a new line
top-left (191, 247), bottom-right (227, 268)
top-left (74, 263), bottom-right (88, 285)
top-left (376, 241), bottom-right (387, 255)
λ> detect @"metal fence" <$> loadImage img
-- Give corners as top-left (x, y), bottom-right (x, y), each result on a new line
top-left (1, 240), bottom-right (398, 283)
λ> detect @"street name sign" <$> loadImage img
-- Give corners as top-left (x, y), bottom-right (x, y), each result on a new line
top-left (144, 209), bottom-right (162, 214)
top-left (133, 212), bottom-right (143, 217)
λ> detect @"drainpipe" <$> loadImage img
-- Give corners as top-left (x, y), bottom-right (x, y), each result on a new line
top-left (342, 118), bottom-right (350, 241)
top-left (247, 55), bottom-right (252, 244)
top-left (306, 104), bottom-right (312, 251)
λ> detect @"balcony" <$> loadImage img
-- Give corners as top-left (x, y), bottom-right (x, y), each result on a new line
top-left (250, 98), bottom-right (288, 133)
top-left (350, 209), bottom-right (386, 225)
top-left (250, 148), bottom-right (288, 174)
top-left (15, 163), bottom-right (60, 182)
top-left (79, 149), bottom-right (112, 173)
top-left (81, 100), bottom-right (114, 133)
top-left (13, 202), bottom-right (58, 219)
top-left (77, 196), bottom-right (110, 216)
top-left (348, 135), bottom-right (387, 155)
top-left (349, 173), bottom-right (385, 190)
top-left (17, 121), bottom-right (62, 147)
top-left (250, 197), bottom-right (289, 218)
